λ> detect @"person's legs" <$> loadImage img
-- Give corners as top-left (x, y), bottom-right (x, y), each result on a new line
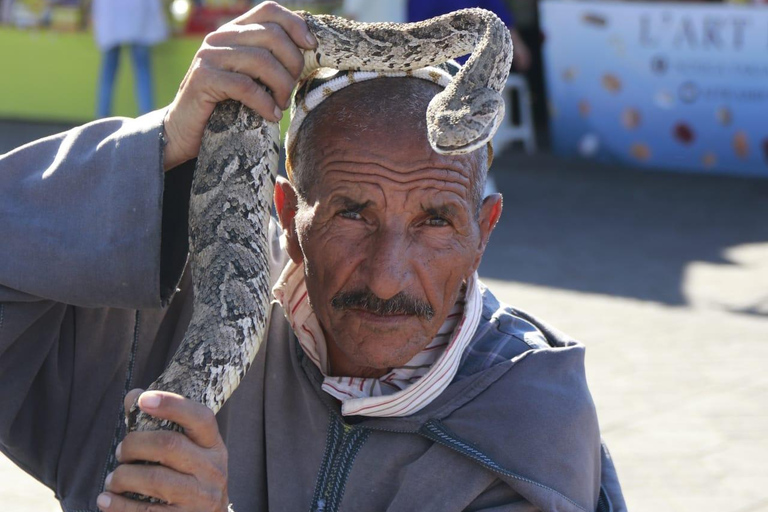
top-left (130, 44), bottom-right (154, 115)
top-left (96, 46), bottom-right (121, 118)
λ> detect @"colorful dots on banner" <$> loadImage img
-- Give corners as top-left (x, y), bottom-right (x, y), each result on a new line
top-left (654, 90), bottom-right (674, 109)
top-left (733, 131), bottom-right (750, 159)
top-left (602, 74), bottom-right (622, 93)
top-left (673, 122), bottom-right (695, 145)
top-left (621, 108), bottom-right (641, 130)
top-left (650, 56), bottom-right (668, 75)
top-left (702, 152), bottom-right (718, 168)
top-left (678, 82), bottom-right (699, 104)
top-left (561, 67), bottom-right (578, 82)
top-left (609, 36), bottom-right (626, 57)
top-left (579, 133), bottom-right (600, 156)
top-left (716, 107), bottom-right (733, 126)
top-left (578, 99), bottom-right (591, 117)
top-left (582, 13), bottom-right (608, 27)
top-left (630, 143), bottom-right (652, 161)
top-left (543, 2), bottom-right (768, 176)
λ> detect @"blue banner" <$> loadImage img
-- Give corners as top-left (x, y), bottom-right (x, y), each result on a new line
top-left (541, 1), bottom-right (768, 177)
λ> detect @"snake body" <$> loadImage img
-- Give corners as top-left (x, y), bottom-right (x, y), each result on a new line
top-left (127, 7), bottom-right (511, 444)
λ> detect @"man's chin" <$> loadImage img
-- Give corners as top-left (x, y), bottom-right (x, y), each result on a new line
top-left (343, 331), bottom-right (432, 370)
top-left (323, 311), bottom-right (437, 370)
top-left (346, 349), bottom-right (422, 373)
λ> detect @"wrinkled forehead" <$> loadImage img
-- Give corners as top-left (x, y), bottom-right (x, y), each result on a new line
top-left (304, 98), bottom-right (481, 210)
top-left (285, 68), bottom-right (492, 211)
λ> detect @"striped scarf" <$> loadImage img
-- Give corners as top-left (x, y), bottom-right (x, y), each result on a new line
top-left (272, 260), bottom-right (482, 417)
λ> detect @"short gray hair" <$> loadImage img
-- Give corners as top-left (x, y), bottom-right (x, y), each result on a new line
top-left (287, 77), bottom-right (489, 214)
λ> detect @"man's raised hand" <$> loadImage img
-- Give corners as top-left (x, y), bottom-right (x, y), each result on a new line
top-left (162, 1), bottom-right (317, 171)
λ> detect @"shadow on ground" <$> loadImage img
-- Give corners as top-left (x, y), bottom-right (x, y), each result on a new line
top-left (480, 150), bottom-right (768, 307)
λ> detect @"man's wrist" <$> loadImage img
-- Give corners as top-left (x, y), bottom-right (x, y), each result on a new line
top-left (161, 108), bottom-right (190, 172)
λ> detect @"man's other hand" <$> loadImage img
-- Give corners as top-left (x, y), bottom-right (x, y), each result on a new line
top-left (162, 1), bottom-right (318, 171)
top-left (96, 389), bottom-right (229, 512)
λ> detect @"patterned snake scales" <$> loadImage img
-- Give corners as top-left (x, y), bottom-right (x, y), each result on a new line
top-left (126, 6), bottom-right (511, 479)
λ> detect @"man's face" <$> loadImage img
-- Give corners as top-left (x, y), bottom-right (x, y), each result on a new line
top-left (277, 91), bottom-right (501, 377)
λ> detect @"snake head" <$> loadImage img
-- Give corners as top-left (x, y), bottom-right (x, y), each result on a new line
top-left (426, 87), bottom-right (504, 155)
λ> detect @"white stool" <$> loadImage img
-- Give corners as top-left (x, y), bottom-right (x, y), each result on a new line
top-left (492, 74), bottom-right (537, 154)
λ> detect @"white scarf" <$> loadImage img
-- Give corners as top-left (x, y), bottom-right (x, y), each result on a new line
top-left (272, 260), bottom-right (482, 417)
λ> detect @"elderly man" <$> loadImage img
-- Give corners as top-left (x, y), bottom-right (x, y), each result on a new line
top-left (0, 3), bottom-right (624, 512)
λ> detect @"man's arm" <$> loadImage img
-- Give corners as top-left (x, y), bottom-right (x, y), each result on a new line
top-left (0, 111), bottom-right (191, 309)
top-left (1, 3), bottom-right (314, 511)
top-left (95, 6), bottom-right (316, 510)
top-left (0, 108), bottom-right (195, 499)
top-left (0, 1), bottom-right (316, 309)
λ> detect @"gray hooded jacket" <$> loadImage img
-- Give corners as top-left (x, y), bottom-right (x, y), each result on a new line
top-left (0, 112), bottom-right (626, 512)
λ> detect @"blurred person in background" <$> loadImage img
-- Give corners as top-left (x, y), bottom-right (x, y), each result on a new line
top-left (0, 0), bottom-right (11, 24)
top-left (92, 0), bottom-right (169, 117)
top-left (407, 0), bottom-right (531, 72)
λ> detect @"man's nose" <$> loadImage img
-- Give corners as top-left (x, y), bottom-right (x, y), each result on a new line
top-left (362, 228), bottom-right (412, 301)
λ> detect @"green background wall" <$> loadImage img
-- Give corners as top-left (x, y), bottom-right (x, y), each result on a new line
top-left (0, 28), bottom-right (201, 123)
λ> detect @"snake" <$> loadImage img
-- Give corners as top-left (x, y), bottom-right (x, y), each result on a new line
top-left (125, 6), bottom-right (512, 497)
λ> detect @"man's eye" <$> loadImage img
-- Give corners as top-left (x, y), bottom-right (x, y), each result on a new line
top-left (424, 217), bottom-right (450, 227)
top-left (339, 210), bottom-right (363, 220)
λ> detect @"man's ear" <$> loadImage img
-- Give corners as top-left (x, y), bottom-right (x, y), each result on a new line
top-left (274, 177), bottom-right (304, 264)
top-left (481, 193), bottom-right (503, 240)
top-left (471, 193), bottom-right (503, 271)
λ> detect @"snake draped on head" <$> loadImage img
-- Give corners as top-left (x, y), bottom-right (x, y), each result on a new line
top-left (125, 8), bottom-right (512, 500)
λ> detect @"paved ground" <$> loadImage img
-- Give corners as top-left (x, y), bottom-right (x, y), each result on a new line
top-left (1, 124), bottom-right (767, 511)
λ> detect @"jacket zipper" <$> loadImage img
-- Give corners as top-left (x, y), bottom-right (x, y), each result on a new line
top-left (310, 417), bottom-right (370, 512)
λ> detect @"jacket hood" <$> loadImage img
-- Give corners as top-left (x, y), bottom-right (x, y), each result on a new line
top-left (355, 289), bottom-right (602, 512)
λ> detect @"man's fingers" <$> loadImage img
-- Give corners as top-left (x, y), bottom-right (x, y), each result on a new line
top-left (124, 389), bottom-right (144, 418)
top-left (205, 22), bottom-right (305, 80)
top-left (117, 430), bottom-right (221, 478)
top-left (196, 45), bottom-right (298, 108)
top-left (96, 491), bottom-right (176, 512)
top-left (104, 463), bottom-right (212, 506)
top-left (160, 64), bottom-right (280, 169)
top-left (231, 1), bottom-right (317, 50)
top-left (180, 62), bottom-right (282, 122)
top-left (213, 69), bottom-right (283, 121)
top-left (136, 392), bottom-right (222, 449)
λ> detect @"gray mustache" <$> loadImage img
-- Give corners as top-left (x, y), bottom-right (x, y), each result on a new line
top-left (331, 290), bottom-right (434, 320)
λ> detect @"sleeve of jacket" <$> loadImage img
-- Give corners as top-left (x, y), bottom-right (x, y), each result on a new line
top-left (0, 111), bottom-right (194, 494)
top-left (0, 109), bottom-right (192, 309)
